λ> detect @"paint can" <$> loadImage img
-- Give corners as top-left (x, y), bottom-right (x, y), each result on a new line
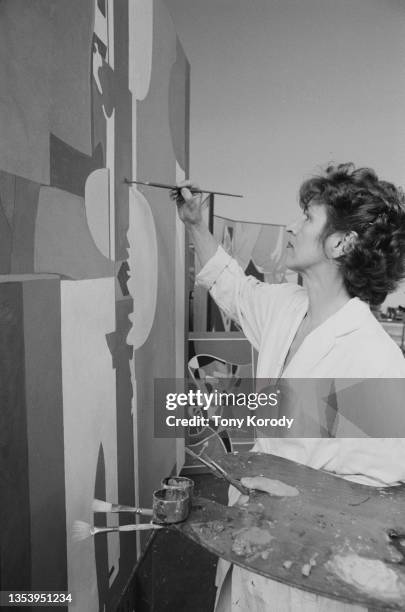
top-left (152, 487), bottom-right (190, 525)
top-left (161, 476), bottom-right (194, 511)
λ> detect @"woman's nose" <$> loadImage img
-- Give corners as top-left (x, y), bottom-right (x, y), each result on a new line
top-left (286, 219), bottom-right (299, 235)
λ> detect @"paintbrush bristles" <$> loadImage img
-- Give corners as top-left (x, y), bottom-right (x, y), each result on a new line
top-left (72, 520), bottom-right (93, 542)
top-left (92, 499), bottom-right (113, 513)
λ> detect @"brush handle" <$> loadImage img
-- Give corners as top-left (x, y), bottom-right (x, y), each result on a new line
top-left (92, 524), bottom-right (161, 536)
top-left (185, 448), bottom-right (249, 496)
top-left (113, 504), bottom-right (153, 516)
top-left (124, 178), bottom-right (243, 198)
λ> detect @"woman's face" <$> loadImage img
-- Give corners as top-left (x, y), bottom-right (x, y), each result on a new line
top-left (285, 201), bottom-right (331, 272)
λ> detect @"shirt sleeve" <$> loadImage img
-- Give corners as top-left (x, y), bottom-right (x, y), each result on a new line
top-left (255, 437), bottom-right (405, 486)
top-left (196, 245), bottom-right (282, 350)
top-left (323, 438), bottom-right (405, 486)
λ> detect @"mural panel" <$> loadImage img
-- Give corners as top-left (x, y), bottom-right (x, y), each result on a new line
top-left (0, 0), bottom-right (190, 607)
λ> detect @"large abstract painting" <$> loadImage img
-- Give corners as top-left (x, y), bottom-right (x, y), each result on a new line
top-left (0, 1), bottom-right (189, 609)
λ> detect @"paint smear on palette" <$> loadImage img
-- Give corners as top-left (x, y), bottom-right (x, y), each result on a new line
top-left (240, 477), bottom-right (299, 497)
top-left (326, 554), bottom-right (405, 602)
top-left (128, 0), bottom-right (153, 100)
top-left (127, 188), bottom-right (158, 349)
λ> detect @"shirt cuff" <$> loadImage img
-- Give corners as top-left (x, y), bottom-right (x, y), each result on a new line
top-left (195, 245), bottom-right (234, 291)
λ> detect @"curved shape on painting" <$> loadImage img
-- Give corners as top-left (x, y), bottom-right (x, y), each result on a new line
top-left (169, 40), bottom-right (189, 172)
top-left (128, 0), bottom-right (153, 100)
top-left (85, 169), bottom-right (110, 259)
top-left (127, 188), bottom-right (158, 349)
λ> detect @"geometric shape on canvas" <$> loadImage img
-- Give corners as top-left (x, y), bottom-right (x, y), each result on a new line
top-left (126, 188), bottom-right (158, 349)
top-left (11, 177), bottom-right (41, 273)
top-left (97, 0), bottom-right (106, 17)
top-left (61, 277), bottom-right (118, 612)
top-left (0, 170), bottom-right (16, 227)
top-left (0, 201), bottom-right (12, 273)
top-left (117, 261), bottom-right (130, 296)
top-left (22, 278), bottom-right (67, 589)
top-left (0, 282), bottom-right (31, 590)
top-left (0, 2), bottom-right (52, 184)
top-left (92, 79), bottom-right (107, 155)
top-left (94, 0), bottom-right (108, 48)
top-left (169, 39), bottom-right (190, 172)
top-left (128, 0), bottom-right (153, 100)
top-left (50, 134), bottom-right (104, 198)
top-left (92, 40), bottom-right (105, 95)
top-left (84, 168), bottom-right (110, 259)
top-left (34, 186), bottom-right (114, 279)
top-left (49, 0), bottom-right (93, 156)
top-left (98, 60), bottom-right (116, 119)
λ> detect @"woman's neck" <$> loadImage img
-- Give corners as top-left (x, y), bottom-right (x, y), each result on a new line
top-left (301, 268), bottom-right (352, 329)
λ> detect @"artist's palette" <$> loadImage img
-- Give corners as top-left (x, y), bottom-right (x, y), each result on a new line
top-left (174, 452), bottom-right (405, 609)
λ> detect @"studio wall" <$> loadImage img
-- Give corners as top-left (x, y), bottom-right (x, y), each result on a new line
top-left (0, 1), bottom-right (189, 609)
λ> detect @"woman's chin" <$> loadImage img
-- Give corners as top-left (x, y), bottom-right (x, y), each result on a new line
top-left (286, 253), bottom-right (298, 271)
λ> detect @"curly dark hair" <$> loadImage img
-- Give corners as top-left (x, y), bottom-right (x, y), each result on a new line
top-left (299, 163), bottom-right (405, 305)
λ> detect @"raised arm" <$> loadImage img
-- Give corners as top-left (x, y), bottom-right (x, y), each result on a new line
top-left (173, 180), bottom-right (294, 350)
top-left (172, 180), bottom-right (218, 267)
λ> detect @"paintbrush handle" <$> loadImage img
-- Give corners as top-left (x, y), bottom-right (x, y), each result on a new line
top-left (114, 504), bottom-right (153, 516)
top-left (92, 524), bottom-right (161, 536)
top-left (185, 447), bottom-right (218, 472)
top-left (124, 178), bottom-right (243, 198)
top-left (207, 457), bottom-right (250, 495)
top-left (185, 448), bottom-right (249, 495)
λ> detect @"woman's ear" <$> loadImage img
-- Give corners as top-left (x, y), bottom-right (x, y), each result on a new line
top-left (327, 231), bottom-right (358, 259)
top-left (341, 231), bottom-right (358, 255)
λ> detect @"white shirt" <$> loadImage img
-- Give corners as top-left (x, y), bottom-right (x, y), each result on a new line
top-left (197, 245), bottom-right (405, 487)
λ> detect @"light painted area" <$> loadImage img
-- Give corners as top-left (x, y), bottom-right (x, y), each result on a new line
top-left (93, 0), bottom-right (108, 47)
top-left (92, 42), bottom-right (104, 95)
top-left (126, 188), bottom-right (158, 349)
top-left (85, 169), bottom-right (111, 259)
top-left (107, 0), bottom-right (114, 69)
top-left (61, 278), bottom-right (118, 612)
top-left (103, 107), bottom-right (115, 260)
top-left (164, 0), bottom-right (405, 227)
top-left (97, 0), bottom-right (115, 261)
top-left (128, 0), bottom-right (153, 100)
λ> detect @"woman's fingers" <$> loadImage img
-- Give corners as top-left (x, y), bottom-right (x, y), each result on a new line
top-left (177, 179), bottom-right (201, 191)
top-left (173, 179), bottom-right (204, 225)
top-left (180, 186), bottom-right (194, 203)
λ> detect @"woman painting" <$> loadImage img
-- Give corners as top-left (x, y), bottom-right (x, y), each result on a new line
top-left (174, 163), bottom-right (405, 611)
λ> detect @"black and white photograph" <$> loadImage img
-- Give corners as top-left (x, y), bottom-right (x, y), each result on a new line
top-left (1, 0), bottom-right (405, 610)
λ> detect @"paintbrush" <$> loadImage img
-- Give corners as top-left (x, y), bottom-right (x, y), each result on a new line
top-left (124, 178), bottom-right (243, 198)
top-left (92, 498), bottom-right (153, 516)
top-left (185, 448), bottom-right (249, 495)
top-left (72, 520), bottom-right (162, 542)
